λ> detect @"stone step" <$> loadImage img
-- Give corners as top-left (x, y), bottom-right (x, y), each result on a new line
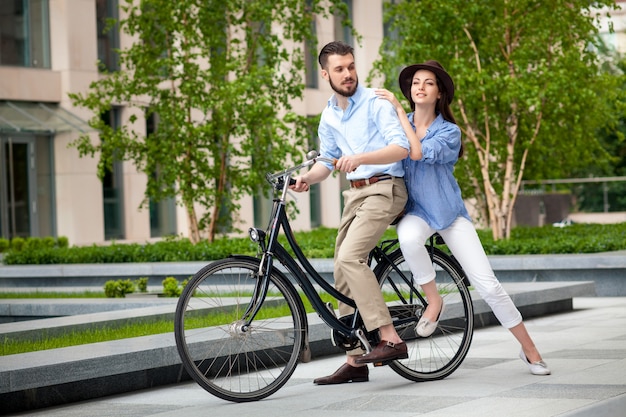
top-left (0, 281), bottom-right (594, 413)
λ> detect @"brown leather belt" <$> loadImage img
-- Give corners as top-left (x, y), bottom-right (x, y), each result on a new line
top-left (350, 175), bottom-right (394, 188)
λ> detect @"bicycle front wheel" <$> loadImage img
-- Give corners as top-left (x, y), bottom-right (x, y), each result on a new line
top-left (174, 257), bottom-right (306, 402)
top-left (375, 247), bottom-right (474, 381)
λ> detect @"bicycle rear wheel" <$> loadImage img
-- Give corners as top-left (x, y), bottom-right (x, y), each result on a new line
top-left (374, 247), bottom-right (474, 381)
top-left (174, 257), bottom-right (306, 402)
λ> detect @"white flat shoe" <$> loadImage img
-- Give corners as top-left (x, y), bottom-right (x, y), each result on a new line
top-left (519, 349), bottom-right (551, 375)
top-left (416, 301), bottom-right (444, 337)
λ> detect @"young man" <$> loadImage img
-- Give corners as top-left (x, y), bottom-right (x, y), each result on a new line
top-left (290, 41), bottom-right (410, 384)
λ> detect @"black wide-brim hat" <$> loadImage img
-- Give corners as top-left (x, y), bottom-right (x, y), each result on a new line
top-left (398, 60), bottom-right (455, 105)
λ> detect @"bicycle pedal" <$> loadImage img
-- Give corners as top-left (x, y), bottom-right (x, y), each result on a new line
top-left (373, 352), bottom-right (409, 367)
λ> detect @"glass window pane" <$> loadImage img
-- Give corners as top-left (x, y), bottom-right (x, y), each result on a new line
top-left (0, 1), bottom-right (26, 66)
top-left (304, 0), bottom-right (318, 89)
top-left (146, 113), bottom-right (177, 238)
top-left (101, 109), bottom-right (125, 240)
top-left (29, 0), bottom-right (50, 68)
top-left (0, 0), bottom-right (50, 68)
top-left (2, 139), bottom-right (30, 238)
top-left (35, 134), bottom-right (54, 236)
top-left (253, 190), bottom-right (273, 230)
top-left (96, 0), bottom-right (119, 72)
top-left (333, 0), bottom-right (353, 46)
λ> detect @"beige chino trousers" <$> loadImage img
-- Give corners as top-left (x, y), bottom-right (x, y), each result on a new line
top-left (333, 177), bottom-right (408, 352)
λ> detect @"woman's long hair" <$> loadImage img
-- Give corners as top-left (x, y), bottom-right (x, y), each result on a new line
top-left (434, 78), bottom-right (464, 158)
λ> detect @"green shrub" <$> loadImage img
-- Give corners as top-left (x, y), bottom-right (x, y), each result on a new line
top-left (24, 237), bottom-right (44, 251)
top-left (162, 277), bottom-right (182, 297)
top-left (10, 237), bottom-right (25, 251)
top-left (42, 236), bottom-right (56, 249)
top-left (104, 279), bottom-right (135, 298)
top-left (3, 236), bottom-right (66, 253)
top-left (0, 238), bottom-right (9, 253)
top-left (161, 277), bottom-right (191, 297)
top-left (2, 223), bottom-right (626, 265)
top-left (135, 277), bottom-right (149, 293)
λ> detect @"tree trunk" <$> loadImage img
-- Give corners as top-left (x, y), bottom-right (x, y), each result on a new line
top-left (186, 204), bottom-right (201, 244)
top-left (467, 168), bottom-right (489, 227)
top-left (207, 147), bottom-right (229, 243)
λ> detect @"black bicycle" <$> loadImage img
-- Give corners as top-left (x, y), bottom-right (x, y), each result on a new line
top-left (174, 151), bottom-right (474, 402)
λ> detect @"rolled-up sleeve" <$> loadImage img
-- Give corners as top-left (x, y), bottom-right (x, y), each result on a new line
top-left (373, 99), bottom-right (410, 151)
top-left (420, 122), bottom-right (461, 164)
top-left (317, 108), bottom-right (341, 171)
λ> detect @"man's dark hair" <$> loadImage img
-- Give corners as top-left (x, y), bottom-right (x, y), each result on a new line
top-left (318, 41), bottom-right (354, 70)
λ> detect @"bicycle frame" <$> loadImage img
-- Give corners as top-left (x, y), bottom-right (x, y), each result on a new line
top-left (243, 152), bottom-right (417, 350)
top-left (248, 183), bottom-right (360, 341)
top-left (243, 151), bottom-right (435, 354)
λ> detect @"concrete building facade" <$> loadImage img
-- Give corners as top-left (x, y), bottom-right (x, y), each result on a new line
top-left (0, 0), bottom-right (391, 246)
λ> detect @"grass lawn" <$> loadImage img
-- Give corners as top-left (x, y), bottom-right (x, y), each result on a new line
top-left (0, 289), bottom-right (426, 355)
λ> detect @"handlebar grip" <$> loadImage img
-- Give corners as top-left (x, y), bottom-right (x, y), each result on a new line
top-left (273, 177), bottom-right (297, 191)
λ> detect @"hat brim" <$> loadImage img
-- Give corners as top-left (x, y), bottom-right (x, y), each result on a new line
top-left (398, 63), bottom-right (455, 105)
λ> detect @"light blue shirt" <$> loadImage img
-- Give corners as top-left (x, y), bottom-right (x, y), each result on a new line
top-left (404, 113), bottom-right (472, 230)
top-left (317, 85), bottom-right (409, 180)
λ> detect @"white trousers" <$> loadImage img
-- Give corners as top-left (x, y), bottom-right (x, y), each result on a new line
top-left (397, 214), bottom-right (523, 329)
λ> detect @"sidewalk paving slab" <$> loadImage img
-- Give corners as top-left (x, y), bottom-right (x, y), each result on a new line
top-left (3, 297), bottom-right (624, 417)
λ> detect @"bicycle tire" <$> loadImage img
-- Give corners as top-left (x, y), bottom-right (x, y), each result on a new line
top-left (374, 247), bottom-right (474, 381)
top-left (174, 257), bottom-right (306, 402)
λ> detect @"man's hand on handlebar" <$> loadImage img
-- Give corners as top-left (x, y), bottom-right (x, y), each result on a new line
top-left (334, 154), bottom-right (360, 173)
top-left (290, 176), bottom-right (310, 193)
top-left (286, 157), bottom-right (335, 193)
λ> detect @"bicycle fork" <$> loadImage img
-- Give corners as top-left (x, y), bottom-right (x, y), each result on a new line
top-left (232, 253), bottom-right (273, 333)
top-left (240, 251), bottom-right (314, 363)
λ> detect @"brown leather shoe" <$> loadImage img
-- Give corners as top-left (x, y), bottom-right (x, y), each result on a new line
top-left (313, 363), bottom-right (369, 385)
top-left (354, 340), bottom-right (408, 365)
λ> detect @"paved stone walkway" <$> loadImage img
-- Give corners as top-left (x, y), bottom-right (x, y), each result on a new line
top-left (6, 297), bottom-right (625, 417)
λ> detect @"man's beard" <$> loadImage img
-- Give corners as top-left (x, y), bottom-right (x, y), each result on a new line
top-left (329, 76), bottom-right (358, 98)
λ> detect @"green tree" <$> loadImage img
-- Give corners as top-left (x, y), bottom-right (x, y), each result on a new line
top-left (70, 0), bottom-right (349, 242)
top-left (578, 43), bottom-right (626, 211)
top-left (374, 0), bottom-right (624, 239)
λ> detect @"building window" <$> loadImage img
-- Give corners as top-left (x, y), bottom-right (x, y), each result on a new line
top-left (253, 188), bottom-right (273, 231)
top-left (96, 0), bottom-right (119, 72)
top-left (306, 117), bottom-right (322, 227)
top-left (304, 0), bottom-right (318, 89)
top-left (34, 133), bottom-right (55, 237)
top-left (0, 133), bottom-right (54, 239)
top-left (146, 113), bottom-right (177, 238)
top-left (333, 0), bottom-right (353, 46)
top-left (383, 0), bottom-right (400, 57)
top-left (253, 146), bottom-right (273, 229)
top-left (101, 108), bottom-right (125, 240)
top-left (0, 0), bottom-right (51, 68)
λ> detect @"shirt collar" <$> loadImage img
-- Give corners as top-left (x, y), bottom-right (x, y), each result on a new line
top-left (407, 112), bottom-right (444, 132)
top-left (327, 84), bottom-right (365, 108)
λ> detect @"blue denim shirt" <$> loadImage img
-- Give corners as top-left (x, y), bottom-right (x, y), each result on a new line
top-left (317, 85), bottom-right (409, 180)
top-left (403, 113), bottom-right (471, 229)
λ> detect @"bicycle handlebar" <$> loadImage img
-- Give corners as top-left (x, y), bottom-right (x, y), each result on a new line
top-left (266, 150), bottom-right (336, 183)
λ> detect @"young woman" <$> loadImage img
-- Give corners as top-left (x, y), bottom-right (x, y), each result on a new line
top-left (375, 60), bottom-right (551, 375)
